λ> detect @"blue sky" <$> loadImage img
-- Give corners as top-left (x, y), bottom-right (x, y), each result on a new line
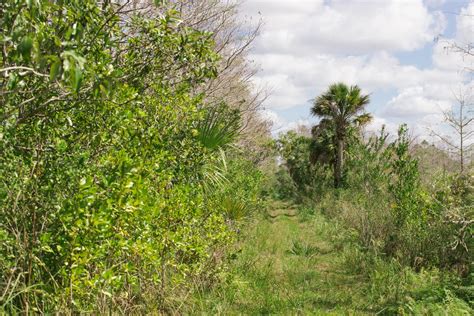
top-left (240, 0), bottom-right (474, 139)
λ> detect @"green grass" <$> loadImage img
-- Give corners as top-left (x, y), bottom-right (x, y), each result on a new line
top-left (188, 202), bottom-right (366, 314)
top-left (187, 201), bottom-right (473, 315)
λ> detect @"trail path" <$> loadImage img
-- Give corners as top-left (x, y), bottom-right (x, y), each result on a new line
top-left (194, 202), bottom-right (373, 314)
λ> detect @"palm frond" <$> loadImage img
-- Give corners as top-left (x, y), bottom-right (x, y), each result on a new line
top-left (311, 95), bottom-right (333, 117)
top-left (311, 83), bottom-right (370, 122)
top-left (220, 196), bottom-right (250, 220)
top-left (353, 113), bottom-right (373, 126)
top-left (311, 118), bottom-right (334, 138)
top-left (202, 148), bottom-right (229, 191)
top-left (196, 103), bottom-right (241, 151)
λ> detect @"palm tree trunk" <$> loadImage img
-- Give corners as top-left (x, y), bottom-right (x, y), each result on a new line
top-left (334, 138), bottom-right (344, 188)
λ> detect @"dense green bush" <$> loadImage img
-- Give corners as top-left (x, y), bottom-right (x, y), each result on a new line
top-left (341, 126), bottom-right (473, 270)
top-left (0, 1), bottom-right (266, 313)
top-left (207, 151), bottom-right (264, 222)
top-left (274, 131), bottom-right (332, 202)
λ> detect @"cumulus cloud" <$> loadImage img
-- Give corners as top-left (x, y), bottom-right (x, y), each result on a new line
top-left (455, 2), bottom-right (474, 43)
top-left (250, 51), bottom-right (460, 110)
top-left (242, 0), bottom-right (473, 138)
top-left (243, 0), bottom-right (445, 55)
top-left (258, 109), bottom-right (313, 136)
top-left (383, 86), bottom-right (452, 118)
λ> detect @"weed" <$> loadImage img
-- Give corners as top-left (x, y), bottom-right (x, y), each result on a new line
top-left (288, 240), bottom-right (320, 257)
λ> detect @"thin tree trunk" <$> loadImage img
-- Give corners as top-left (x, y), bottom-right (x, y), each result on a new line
top-left (459, 100), bottom-right (464, 174)
top-left (334, 137), bottom-right (344, 188)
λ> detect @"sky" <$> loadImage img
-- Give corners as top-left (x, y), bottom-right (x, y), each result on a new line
top-left (240, 0), bottom-right (474, 140)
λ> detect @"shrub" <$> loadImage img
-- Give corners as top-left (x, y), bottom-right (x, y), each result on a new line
top-left (279, 124), bottom-right (472, 275)
top-left (0, 1), bottom-right (265, 313)
top-left (276, 131), bottom-right (332, 202)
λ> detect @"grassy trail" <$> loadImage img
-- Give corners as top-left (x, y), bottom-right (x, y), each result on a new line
top-left (192, 202), bottom-right (374, 314)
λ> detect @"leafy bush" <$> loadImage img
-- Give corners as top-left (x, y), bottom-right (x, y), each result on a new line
top-left (0, 1), bottom-right (266, 313)
top-left (329, 125), bottom-right (472, 270)
top-left (207, 152), bottom-right (264, 222)
top-left (275, 131), bottom-right (332, 202)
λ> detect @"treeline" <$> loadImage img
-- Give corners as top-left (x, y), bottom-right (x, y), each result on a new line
top-left (0, 0), bottom-right (269, 313)
top-left (273, 83), bottom-right (473, 312)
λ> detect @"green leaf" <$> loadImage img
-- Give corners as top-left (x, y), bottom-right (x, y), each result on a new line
top-left (61, 50), bottom-right (86, 69)
top-left (18, 36), bottom-right (33, 59)
top-left (56, 139), bottom-right (67, 153)
top-left (70, 67), bottom-right (83, 93)
top-left (50, 58), bottom-right (62, 81)
top-left (6, 73), bottom-right (18, 90)
top-left (196, 103), bottom-right (241, 151)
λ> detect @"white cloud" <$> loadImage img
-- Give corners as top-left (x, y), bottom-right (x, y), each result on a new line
top-left (258, 108), bottom-right (283, 127)
top-left (249, 51), bottom-right (460, 110)
top-left (243, 0), bottom-right (445, 55)
top-left (365, 116), bottom-right (400, 136)
top-left (424, 0), bottom-right (447, 8)
top-left (258, 109), bottom-right (312, 136)
top-left (456, 2), bottom-right (474, 43)
top-left (432, 2), bottom-right (474, 71)
top-left (242, 0), bottom-right (472, 137)
top-left (280, 119), bottom-right (311, 134)
top-left (383, 86), bottom-right (452, 118)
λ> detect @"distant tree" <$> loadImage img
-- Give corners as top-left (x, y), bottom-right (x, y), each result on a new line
top-left (169, 0), bottom-right (269, 136)
top-left (431, 89), bottom-right (473, 174)
top-left (311, 83), bottom-right (372, 188)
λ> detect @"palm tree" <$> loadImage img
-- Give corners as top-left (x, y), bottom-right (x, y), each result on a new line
top-left (311, 83), bottom-right (372, 188)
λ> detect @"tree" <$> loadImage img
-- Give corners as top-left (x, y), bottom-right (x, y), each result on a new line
top-left (431, 89), bottom-right (474, 174)
top-left (169, 0), bottom-right (272, 163)
top-left (310, 83), bottom-right (372, 188)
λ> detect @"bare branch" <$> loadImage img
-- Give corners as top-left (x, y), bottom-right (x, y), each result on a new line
top-left (0, 66), bottom-right (49, 77)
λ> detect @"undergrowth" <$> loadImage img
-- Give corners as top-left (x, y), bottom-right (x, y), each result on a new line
top-left (190, 201), bottom-right (473, 314)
